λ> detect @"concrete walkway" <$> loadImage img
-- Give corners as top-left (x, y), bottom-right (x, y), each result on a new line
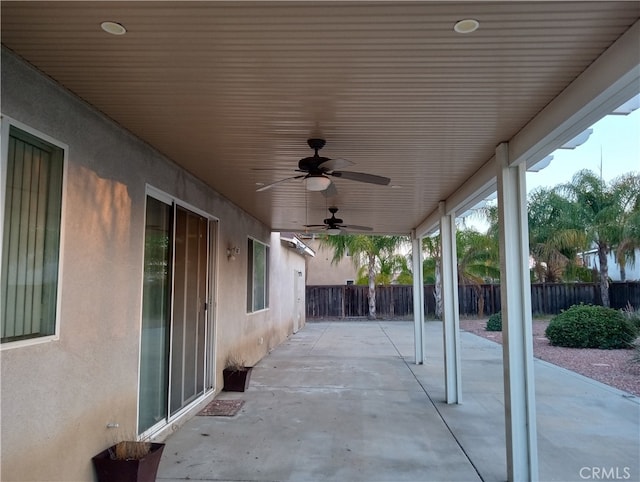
top-left (157, 321), bottom-right (640, 482)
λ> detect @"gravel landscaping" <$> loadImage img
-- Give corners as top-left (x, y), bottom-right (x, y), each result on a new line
top-left (460, 318), bottom-right (640, 397)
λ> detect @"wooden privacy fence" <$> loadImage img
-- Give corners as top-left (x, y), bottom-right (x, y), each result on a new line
top-left (305, 282), bottom-right (640, 319)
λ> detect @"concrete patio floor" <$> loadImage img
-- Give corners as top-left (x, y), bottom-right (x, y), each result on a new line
top-left (157, 321), bottom-right (640, 482)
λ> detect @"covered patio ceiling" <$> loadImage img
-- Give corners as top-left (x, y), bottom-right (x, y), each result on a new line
top-left (2, 1), bottom-right (639, 235)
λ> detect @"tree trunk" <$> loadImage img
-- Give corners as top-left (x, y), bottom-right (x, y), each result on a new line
top-left (617, 247), bottom-right (627, 282)
top-left (598, 245), bottom-right (610, 308)
top-left (434, 258), bottom-right (442, 319)
top-left (476, 286), bottom-right (485, 318)
top-left (619, 266), bottom-right (626, 282)
top-left (367, 254), bottom-right (377, 319)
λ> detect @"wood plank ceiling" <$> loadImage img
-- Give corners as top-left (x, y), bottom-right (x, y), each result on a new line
top-left (2, 1), bottom-right (639, 234)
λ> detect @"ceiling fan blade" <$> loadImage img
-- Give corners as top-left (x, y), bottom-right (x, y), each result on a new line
top-left (343, 225), bottom-right (373, 231)
top-left (321, 182), bottom-right (338, 198)
top-left (303, 224), bottom-right (327, 228)
top-left (330, 170), bottom-right (390, 185)
top-left (256, 175), bottom-right (304, 192)
top-left (318, 157), bottom-right (354, 172)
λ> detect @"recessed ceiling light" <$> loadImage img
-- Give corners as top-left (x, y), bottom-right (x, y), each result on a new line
top-left (101, 21), bottom-right (127, 36)
top-left (454, 19), bottom-right (479, 34)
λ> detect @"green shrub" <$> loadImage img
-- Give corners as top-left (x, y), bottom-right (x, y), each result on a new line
top-left (620, 302), bottom-right (640, 334)
top-left (545, 304), bottom-right (637, 349)
top-left (485, 312), bottom-right (502, 332)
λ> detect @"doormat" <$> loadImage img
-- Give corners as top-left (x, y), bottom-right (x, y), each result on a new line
top-left (198, 399), bottom-right (245, 417)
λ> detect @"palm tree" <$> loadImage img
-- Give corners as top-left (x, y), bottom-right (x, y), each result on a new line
top-left (527, 187), bottom-right (588, 282)
top-left (455, 229), bottom-right (500, 317)
top-left (613, 174), bottom-right (640, 281)
top-left (422, 235), bottom-right (442, 318)
top-left (616, 220), bottom-right (640, 281)
top-left (374, 252), bottom-right (412, 285)
top-left (558, 170), bottom-right (640, 307)
top-left (319, 234), bottom-right (409, 319)
top-left (422, 229), bottom-right (499, 318)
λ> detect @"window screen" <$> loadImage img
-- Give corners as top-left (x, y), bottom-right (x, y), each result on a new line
top-left (2, 126), bottom-right (64, 344)
top-left (247, 238), bottom-right (269, 312)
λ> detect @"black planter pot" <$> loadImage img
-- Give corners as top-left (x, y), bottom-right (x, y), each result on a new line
top-left (92, 442), bottom-right (165, 482)
top-left (222, 367), bottom-right (252, 392)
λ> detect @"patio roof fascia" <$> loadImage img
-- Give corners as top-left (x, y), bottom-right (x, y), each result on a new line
top-left (413, 19), bottom-right (640, 239)
top-left (510, 19), bottom-right (640, 171)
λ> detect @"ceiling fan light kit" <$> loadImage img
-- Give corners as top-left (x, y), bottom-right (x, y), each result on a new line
top-left (304, 207), bottom-right (373, 235)
top-left (256, 138), bottom-right (390, 193)
top-left (305, 174), bottom-right (332, 191)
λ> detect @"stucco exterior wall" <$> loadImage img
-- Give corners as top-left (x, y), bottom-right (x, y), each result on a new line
top-left (304, 238), bottom-right (359, 285)
top-left (0, 49), bottom-right (304, 482)
top-left (581, 249), bottom-right (640, 281)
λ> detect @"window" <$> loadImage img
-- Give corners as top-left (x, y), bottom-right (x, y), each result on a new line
top-left (2, 125), bottom-right (64, 345)
top-left (247, 238), bottom-right (269, 312)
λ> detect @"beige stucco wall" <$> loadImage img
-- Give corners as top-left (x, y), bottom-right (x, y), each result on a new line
top-left (304, 238), bottom-right (359, 285)
top-left (0, 49), bottom-right (305, 482)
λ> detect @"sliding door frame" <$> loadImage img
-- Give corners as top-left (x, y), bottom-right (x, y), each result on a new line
top-left (138, 185), bottom-right (218, 437)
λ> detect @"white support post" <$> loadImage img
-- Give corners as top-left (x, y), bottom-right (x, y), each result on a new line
top-left (439, 202), bottom-right (462, 404)
top-left (411, 231), bottom-right (425, 364)
top-left (496, 143), bottom-right (539, 482)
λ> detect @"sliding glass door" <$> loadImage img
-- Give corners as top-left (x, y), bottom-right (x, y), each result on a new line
top-left (139, 197), bottom-right (172, 433)
top-left (139, 195), bottom-right (214, 434)
top-left (170, 206), bottom-right (208, 415)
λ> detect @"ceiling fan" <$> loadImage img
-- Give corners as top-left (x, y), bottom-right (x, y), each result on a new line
top-left (304, 207), bottom-right (373, 235)
top-left (256, 138), bottom-right (390, 193)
